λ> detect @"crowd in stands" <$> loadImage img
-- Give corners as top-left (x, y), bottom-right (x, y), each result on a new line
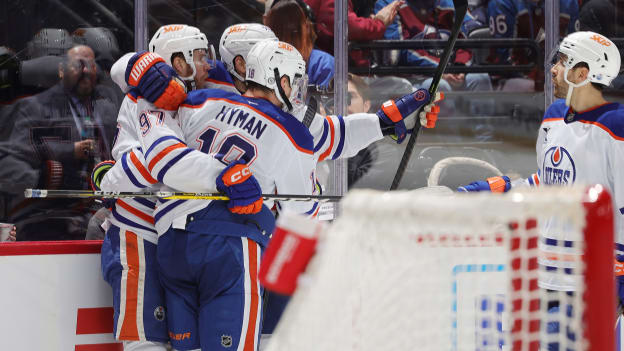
top-left (0, 0), bottom-right (622, 241)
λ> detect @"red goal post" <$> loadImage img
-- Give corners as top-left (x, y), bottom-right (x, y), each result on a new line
top-left (265, 185), bottom-right (614, 351)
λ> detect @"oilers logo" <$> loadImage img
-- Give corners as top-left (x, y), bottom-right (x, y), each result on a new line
top-left (542, 146), bottom-right (576, 185)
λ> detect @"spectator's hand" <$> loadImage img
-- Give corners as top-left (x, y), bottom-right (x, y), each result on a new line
top-left (374, 0), bottom-right (405, 26)
top-left (74, 139), bottom-right (95, 160)
top-left (443, 73), bottom-right (466, 89)
top-left (9, 226), bottom-right (16, 241)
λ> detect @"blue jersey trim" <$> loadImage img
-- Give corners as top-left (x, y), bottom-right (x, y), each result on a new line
top-left (304, 202), bottom-right (319, 215)
top-left (121, 153), bottom-right (146, 189)
top-left (543, 99), bottom-right (569, 121)
top-left (156, 148), bottom-right (194, 183)
top-left (184, 89), bottom-right (314, 152)
top-left (154, 200), bottom-right (185, 223)
top-left (620, 207), bottom-right (624, 215)
top-left (314, 119), bottom-right (329, 153)
top-left (134, 197), bottom-right (156, 209)
top-left (127, 88), bottom-right (141, 100)
top-left (545, 100), bottom-right (624, 139)
top-left (145, 135), bottom-right (186, 158)
top-left (206, 60), bottom-right (235, 86)
top-left (111, 207), bottom-right (157, 234)
top-left (332, 115), bottom-right (346, 160)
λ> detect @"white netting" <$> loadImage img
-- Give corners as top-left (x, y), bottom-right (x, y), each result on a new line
top-left (266, 186), bottom-right (599, 351)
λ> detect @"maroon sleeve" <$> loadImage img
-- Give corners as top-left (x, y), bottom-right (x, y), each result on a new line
top-left (347, 0), bottom-right (387, 40)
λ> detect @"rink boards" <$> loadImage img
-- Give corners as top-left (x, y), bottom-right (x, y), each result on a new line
top-left (0, 241), bottom-right (121, 351)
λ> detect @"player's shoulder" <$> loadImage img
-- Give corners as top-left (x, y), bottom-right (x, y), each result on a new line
top-left (590, 103), bottom-right (624, 140)
top-left (205, 60), bottom-right (236, 89)
top-left (543, 99), bottom-right (568, 121)
top-left (182, 88), bottom-right (236, 107)
top-left (245, 98), bottom-right (314, 153)
top-left (182, 89), bottom-right (313, 152)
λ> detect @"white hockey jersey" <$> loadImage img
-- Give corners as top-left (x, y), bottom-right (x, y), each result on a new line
top-left (535, 99), bottom-right (624, 290)
top-left (102, 89), bottom-right (160, 243)
top-left (104, 89), bottom-right (318, 242)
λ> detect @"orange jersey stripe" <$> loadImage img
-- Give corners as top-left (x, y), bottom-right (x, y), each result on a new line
top-left (147, 143), bottom-right (186, 172)
top-left (578, 120), bottom-right (624, 141)
top-left (318, 116), bottom-right (335, 162)
top-left (129, 151), bottom-right (157, 184)
top-left (205, 78), bottom-right (235, 87)
top-left (117, 199), bottom-right (155, 225)
top-left (119, 231), bottom-right (140, 340)
top-left (244, 240), bottom-right (260, 351)
top-left (542, 117), bottom-right (563, 123)
top-left (126, 93), bottom-right (138, 103)
top-left (181, 97), bottom-right (313, 155)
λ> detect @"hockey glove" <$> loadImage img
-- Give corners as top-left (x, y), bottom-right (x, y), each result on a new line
top-left (216, 160), bottom-right (263, 214)
top-left (91, 160), bottom-right (115, 191)
top-left (457, 176), bottom-right (511, 193)
top-left (125, 51), bottom-right (187, 110)
top-left (377, 89), bottom-right (444, 143)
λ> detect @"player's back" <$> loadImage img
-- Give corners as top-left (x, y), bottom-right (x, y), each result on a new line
top-left (178, 88), bottom-right (315, 195)
top-left (148, 88), bottom-right (318, 240)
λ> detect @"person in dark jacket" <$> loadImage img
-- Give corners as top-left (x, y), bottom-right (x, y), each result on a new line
top-left (0, 45), bottom-right (117, 241)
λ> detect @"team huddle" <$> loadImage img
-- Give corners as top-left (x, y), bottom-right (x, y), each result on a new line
top-left (91, 23), bottom-right (442, 351)
top-left (87, 16), bottom-right (624, 351)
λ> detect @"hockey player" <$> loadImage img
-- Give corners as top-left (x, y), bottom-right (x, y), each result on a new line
top-left (101, 40), bottom-right (315, 351)
top-left (219, 23), bottom-right (278, 94)
top-left (107, 33), bottom-right (443, 348)
top-left (487, 0), bottom-right (579, 91)
top-left (459, 32), bottom-right (623, 340)
top-left (95, 24), bottom-right (243, 351)
top-left (459, 31), bottom-right (623, 243)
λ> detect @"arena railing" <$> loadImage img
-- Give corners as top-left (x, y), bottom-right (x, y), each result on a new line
top-left (348, 38), bottom-right (540, 75)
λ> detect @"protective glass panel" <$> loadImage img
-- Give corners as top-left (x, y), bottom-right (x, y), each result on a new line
top-left (0, 0), bottom-right (133, 240)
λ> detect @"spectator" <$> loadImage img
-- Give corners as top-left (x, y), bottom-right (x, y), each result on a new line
top-left (374, 0), bottom-right (476, 67)
top-left (375, 0), bottom-right (493, 115)
top-left (487, 0), bottom-right (579, 91)
top-left (346, 73), bottom-right (378, 186)
top-left (265, 0), bottom-right (335, 90)
top-left (300, 0), bottom-right (404, 66)
top-left (0, 44), bottom-right (118, 241)
top-left (72, 27), bottom-right (124, 107)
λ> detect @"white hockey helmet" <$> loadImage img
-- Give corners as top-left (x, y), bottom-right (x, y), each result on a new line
top-left (72, 27), bottom-right (120, 69)
top-left (26, 28), bottom-right (74, 58)
top-left (556, 31), bottom-right (621, 105)
top-left (219, 23), bottom-right (278, 82)
top-left (148, 24), bottom-right (215, 82)
top-left (246, 40), bottom-right (307, 112)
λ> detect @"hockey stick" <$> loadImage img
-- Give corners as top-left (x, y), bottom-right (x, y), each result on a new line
top-left (389, 0), bottom-right (468, 190)
top-left (24, 189), bottom-right (342, 203)
top-left (302, 96), bottom-right (318, 128)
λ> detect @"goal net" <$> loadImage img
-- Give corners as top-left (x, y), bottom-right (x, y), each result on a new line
top-left (265, 186), bottom-right (614, 351)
